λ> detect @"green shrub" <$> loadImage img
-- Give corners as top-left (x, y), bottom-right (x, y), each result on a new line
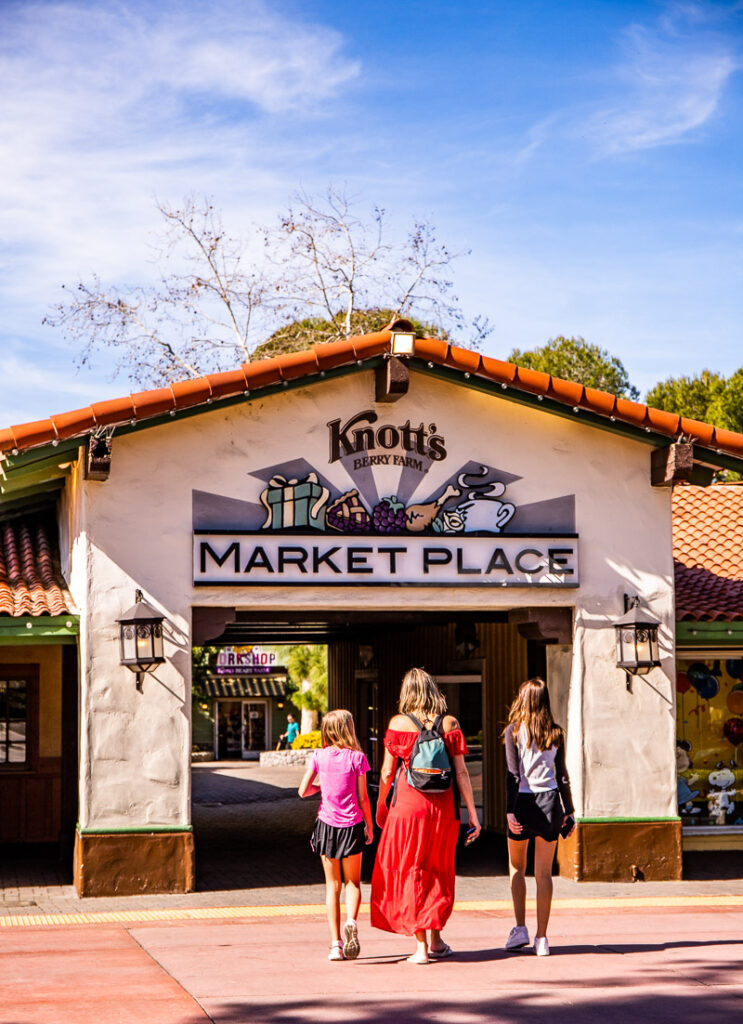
top-left (292, 730), bottom-right (322, 749)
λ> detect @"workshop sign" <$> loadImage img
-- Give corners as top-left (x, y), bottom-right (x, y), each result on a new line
top-left (193, 408), bottom-right (579, 587)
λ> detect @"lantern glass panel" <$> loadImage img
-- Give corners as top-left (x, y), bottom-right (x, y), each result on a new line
top-left (121, 624), bottom-right (137, 664)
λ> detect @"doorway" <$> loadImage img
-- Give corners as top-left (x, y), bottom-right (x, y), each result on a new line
top-left (215, 699), bottom-right (270, 759)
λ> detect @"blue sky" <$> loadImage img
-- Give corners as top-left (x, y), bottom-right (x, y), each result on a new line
top-left (1, 0), bottom-right (742, 425)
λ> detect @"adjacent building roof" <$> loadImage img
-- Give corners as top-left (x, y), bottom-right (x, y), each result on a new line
top-left (1, 332), bottom-right (743, 461)
top-left (673, 485), bottom-right (743, 622)
top-left (0, 515), bottom-right (74, 617)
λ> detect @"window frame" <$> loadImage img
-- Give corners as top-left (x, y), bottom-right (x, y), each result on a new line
top-left (0, 664), bottom-right (39, 773)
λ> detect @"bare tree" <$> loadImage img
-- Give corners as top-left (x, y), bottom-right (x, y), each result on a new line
top-left (46, 188), bottom-right (490, 387)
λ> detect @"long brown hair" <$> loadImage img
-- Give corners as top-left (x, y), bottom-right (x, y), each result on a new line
top-left (321, 709), bottom-right (362, 752)
top-left (503, 677), bottom-right (563, 751)
top-left (398, 667), bottom-right (447, 719)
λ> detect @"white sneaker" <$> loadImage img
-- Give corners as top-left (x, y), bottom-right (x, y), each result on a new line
top-left (328, 942), bottom-right (345, 961)
top-left (534, 936), bottom-right (550, 956)
top-left (505, 925), bottom-right (530, 950)
top-left (343, 921), bottom-right (360, 960)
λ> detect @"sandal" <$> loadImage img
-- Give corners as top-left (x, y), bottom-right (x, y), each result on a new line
top-left (406, 953), bottom-right (430, 965)
top-left (429, 942), bottom-right (453, 959)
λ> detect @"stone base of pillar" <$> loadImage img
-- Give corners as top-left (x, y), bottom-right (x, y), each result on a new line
top-left (74, 828), bottom-right (195, 897)
top-left (558, 819), bottom-right (682, 882)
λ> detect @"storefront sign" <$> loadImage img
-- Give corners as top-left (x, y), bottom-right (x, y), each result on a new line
top-left (214, 645), bottom-right (277, 674)
top-left (194, 533), bottom-right (578, 586)
top-left (192, 410), bottom-right (580, 587)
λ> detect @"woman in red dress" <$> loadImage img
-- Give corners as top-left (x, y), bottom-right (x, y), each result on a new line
top-left (370, 668), bottom-right (482, 963)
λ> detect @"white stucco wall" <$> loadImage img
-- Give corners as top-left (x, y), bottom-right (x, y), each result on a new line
top-left (68, 368), bottom-right (677, 828)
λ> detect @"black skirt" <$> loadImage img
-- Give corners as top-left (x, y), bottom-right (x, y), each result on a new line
top-left (507, 789), bottom-right (564, 842)
top-left (311, 818), bottom-right (365, 859)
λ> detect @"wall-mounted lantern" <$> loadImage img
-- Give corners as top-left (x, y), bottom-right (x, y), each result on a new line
top-left (614, 595), bottom-right (661, 690)
top-left (117, 590), bottom-right (165, 691)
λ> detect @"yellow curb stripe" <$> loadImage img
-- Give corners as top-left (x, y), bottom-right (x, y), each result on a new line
top-left (1, 895), bottom-right (742, 928)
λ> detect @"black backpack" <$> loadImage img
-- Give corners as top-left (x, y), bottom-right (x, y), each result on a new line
top-left (405, 713), bottom-right (453, 792)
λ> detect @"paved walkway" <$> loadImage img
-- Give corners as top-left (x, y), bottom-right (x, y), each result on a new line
top-left (1, 899), bottom-right (741, 1022)
top-left (1, 762), bottom-right (742, 917)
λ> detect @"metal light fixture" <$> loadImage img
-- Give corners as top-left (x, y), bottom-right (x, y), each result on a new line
top-left (390, 330), bottom-right (416, 357)
top-left (117, 590), bottom-right (165, 691)
top-left (614, 595), bottom-right (661, 690)
top-left (388, 318), bottom-right (417, 357)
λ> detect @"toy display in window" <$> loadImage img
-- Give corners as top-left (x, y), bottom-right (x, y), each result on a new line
top-left (676, 658), bottom-right (743, 826)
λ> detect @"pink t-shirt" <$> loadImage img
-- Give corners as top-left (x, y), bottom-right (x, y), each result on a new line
top-left (311, 746), bottom-right (370, 828)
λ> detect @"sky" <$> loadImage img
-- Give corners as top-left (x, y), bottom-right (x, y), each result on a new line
top-left (1, 0), bottom-right (742, 426)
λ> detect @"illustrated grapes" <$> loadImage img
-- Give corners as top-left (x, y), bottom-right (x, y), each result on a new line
top-left (372, 497), bottom-right (407, 535)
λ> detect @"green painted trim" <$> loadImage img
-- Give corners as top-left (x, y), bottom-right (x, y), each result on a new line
top-left (77, 824), bottom-right (193, 835)
top-left (1, 437), bottom-right (82, 471)
top-left (576, 816), bottom-right (681, 824)
top-left (676, 622), bottom-right (743, 645)
top-left (0, 616), bottom-right (79, 645)
top-left (0, 465), bottom-right (69, 495)
top-left (0, 478), bottom-right (65, 506)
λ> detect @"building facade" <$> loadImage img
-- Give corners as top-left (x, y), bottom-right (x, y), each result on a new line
top-left (1, 329), bottom-right (742, 894)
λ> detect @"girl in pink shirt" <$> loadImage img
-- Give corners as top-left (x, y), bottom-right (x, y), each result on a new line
top-left (299, 709), bottom-right (373, 961)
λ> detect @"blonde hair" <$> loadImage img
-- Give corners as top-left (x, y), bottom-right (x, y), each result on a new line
top-left (321, 709), bottom-right (362, 752)
top-left (398, 667), bottom-right (447, 719)
top-left (503, 677), bottom-right (563, 751)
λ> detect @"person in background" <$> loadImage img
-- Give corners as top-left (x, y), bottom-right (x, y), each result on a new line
top-left (371, 668), bottom-right (481, 964)
top-left (277, 713), bottom-right (300, 750)
top-left (503, 677), bottom-right (575, 957)
top-left (298, 709), bottom-right (373, 961)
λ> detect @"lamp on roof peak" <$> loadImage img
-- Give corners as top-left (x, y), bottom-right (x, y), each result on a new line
top-left (388, 318), bottom-right (416, 358)
top-left (117, 590), bottom-right (165, 692)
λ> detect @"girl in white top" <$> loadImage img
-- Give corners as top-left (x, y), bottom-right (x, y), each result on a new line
top-left (503, 677), bottom-right (575, 957)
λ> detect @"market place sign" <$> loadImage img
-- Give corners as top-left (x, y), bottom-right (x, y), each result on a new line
top-left (192, 408), bottom-right (579, 588)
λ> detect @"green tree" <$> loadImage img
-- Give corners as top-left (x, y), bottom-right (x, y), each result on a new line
top-left (251, 307), bottom-right (442, 360)
top-left (644, 370), bottom-right (726, 424)
top-left (285, 644), bottom-right (327, 734)
top-left (508, 336), bottom-right (639, 400)
top-left (644, 369), bottom-right (743, 434)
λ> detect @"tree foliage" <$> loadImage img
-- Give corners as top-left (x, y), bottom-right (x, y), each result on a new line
top-left (508, 335), bottom-right (640, 400)
top-left (284, 644), bottom-right (327, 714)
top-left (46, 188), bottom-right (490, 387)
top-left (645, 369), bottom-right (743, 434)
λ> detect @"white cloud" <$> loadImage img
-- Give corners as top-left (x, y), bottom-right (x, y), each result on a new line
top-left (0, 0), bottom-right (360, 285)
top-left (584, 20), bottom-right (739, 155)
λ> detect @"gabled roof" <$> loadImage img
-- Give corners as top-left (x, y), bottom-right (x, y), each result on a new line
top-left (673, 485), bottom-right (743, 622)
top-left (1, 332), bottom-right (743, 463)
top-left (0, 514), bottom-right (74, 617)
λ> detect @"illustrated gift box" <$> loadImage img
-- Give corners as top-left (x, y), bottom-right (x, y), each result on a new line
top-left (261, 472), bottom-right (329, 530)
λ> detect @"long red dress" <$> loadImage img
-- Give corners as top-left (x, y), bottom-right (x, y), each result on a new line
top-left (370, 727), bottom-right (468, 936)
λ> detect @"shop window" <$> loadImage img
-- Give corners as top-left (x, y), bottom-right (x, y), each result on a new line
top-left (676, 657), bottom-right (743, 827)
top-left (0, 667), bottom-right (38, 771)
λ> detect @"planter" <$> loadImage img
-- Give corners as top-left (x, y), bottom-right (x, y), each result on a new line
top-left (259, 748), bottom-right (315, 768)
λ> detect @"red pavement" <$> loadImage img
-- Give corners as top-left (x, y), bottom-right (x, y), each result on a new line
top-left (1, 903), bottom-right (741, 1023)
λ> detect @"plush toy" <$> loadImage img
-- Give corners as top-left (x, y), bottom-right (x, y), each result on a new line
top-left (707, 766), bottom-right (736, 825)
top-left (676, 740), bottom-right (701, 814)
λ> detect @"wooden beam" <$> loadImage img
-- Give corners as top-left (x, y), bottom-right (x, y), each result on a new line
top-left (650, 442), bottom-right (694, 487)
top-left (375, 356), bottom-right (409, 403)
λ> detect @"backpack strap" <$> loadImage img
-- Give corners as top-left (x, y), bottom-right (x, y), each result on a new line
top-left (406, 712), bottom-right (424, 731)
top-left (432, 714), bottom-right (444, 734)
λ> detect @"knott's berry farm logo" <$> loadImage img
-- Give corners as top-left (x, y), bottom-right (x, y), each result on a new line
top-left (327, 409), bottom-right (447, 469)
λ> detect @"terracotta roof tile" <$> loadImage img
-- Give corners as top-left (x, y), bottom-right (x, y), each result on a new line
top-left (0, 516), bottom-right (74, 617)
top-left (2, 331), bottom-right (743, 467)
top-left (672, 485), bottom-right (743, 621)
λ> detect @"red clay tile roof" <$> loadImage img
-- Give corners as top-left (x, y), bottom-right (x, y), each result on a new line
top-left (1, 332), bottom-right (743, 460)
top-left (673, 485), bottom-right (743, 621)
top-left (0, 516), bottom-right (74, 617)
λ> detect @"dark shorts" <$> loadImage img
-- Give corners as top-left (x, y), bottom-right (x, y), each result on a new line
top-left (311, 819), bottom-right (365, 859)
top-left (507, 790), bottom-right (563, 842)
